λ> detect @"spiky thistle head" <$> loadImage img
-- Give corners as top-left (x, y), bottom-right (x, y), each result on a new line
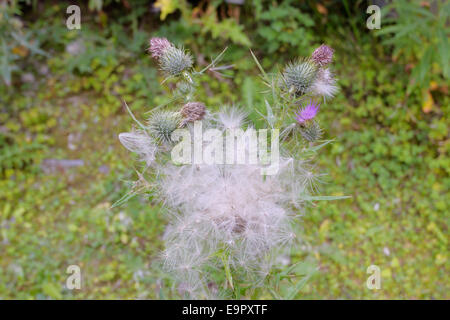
top-left (180, 102), bottom-right (206, 125)
top-left (148, 37), bottom-right (172, 60)
top-left (299, 120), bottom-right (323, 142)
top-left (159, 45), bottom-right (193, 77)
top-left (311, 44), bottom-right (334, 66)
top-left (147, 111), bottom-right (181, 144)
top-left (176, 81), bottom-right (195, 96)
top-left (281, 59), bottom-right (318, 96)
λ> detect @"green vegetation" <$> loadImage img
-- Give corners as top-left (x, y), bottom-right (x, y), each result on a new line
top-left (0, 0), bottom-right (448, 299)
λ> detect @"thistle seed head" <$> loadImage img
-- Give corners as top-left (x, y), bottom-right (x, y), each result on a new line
top-left (147, 111), bottom-right (181, 144)
top-left (160, 45), bottom-right (193, 77)
top-left (148, 37), bottom-right (172, 60)
top-left (216, 107), bottom-right (248, 130)
top-left (118, 130), bottom-right (158, 166)
top-left (281, 59), bottom-right (318, 96)
top-left (310, 68), bottom-right (338, 99)
top-left (232, 215), bottom-right (247, 234)
top-left (180, 102), bottom-right (206, 125)
top-left (311, 44), bottom-right (334, 66)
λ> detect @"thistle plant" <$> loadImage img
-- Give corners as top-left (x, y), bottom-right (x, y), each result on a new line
top-left (117, 38), bottom-right (347, 299)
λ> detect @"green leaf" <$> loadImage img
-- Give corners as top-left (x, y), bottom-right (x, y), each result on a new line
top-left (11, 32), bottom-right (49, 57)
top-left (42, 283), bottom-right (62, 299)
top-left (250, 49), bottom-right (269, 82)
top-left (218, 251), bottom-right (234, 291)
top-left (242, 77), bottom-right (254, 111)
top-left (122, 100), bottom-right (147, 132)
top-left (264, 99), bottom-right (275, 127)
top-left (409, 46), bottom-right (434, 93)
top-left (437, 29), bottom-right (449, 78)
top-left (268, 288), bottom-right (282, 300)
top-left (285, 274), bottom-right (312, 300)
top-left (306, 139), bottom-right (334, 153)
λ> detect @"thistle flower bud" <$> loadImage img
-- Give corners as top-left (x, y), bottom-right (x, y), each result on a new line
top-left (160, 45), bottom-right (193, 77)
top-left (148, 37), bottom-right (172, 60)
top-left (281, 59), bottom-right (318, 96)
top-left (176, 81), bottom-right (195, 96)
top-left (295, 101), bottom-right (320, 124)
top-left (299, 120), bottom-right (323, 142)
top-left (311, 44), bottom-right (334, 66)
top-left (147, 111), bottom-right (181, 143)
top-left (180, 102), bottom-right (206, 125)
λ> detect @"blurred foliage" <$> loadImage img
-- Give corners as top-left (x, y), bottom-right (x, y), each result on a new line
top-left (251, 0), bottom-right (314, 54)
top-left (0, 0), bottom-right (448, 299)
top-left (377, 0), bottom-right (449, 93)
top-left (0, 0), bottom-right (49, 86)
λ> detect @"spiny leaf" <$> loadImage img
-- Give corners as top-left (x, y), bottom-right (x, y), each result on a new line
top-left (250, 49), bottom-right (269, 82)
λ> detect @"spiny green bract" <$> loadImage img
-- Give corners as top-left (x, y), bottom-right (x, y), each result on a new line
top-left (281, 59), bottom-right (318, 96)
top-left (147, 111), bottom-right (181, 143)
top-left (160, 46), bottom-right (193, 77)
top-left (299, 120), bottom-right (323, 142)
top-left (176, 81), bottom-right (195, 96)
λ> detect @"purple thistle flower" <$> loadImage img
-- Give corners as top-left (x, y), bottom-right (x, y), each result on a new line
top-left (311, 44), bottom-right (334, 66)
top-left (295, 101), bottom-right (320, 124)
top-left (148, 37), bottom-right (172, 60)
